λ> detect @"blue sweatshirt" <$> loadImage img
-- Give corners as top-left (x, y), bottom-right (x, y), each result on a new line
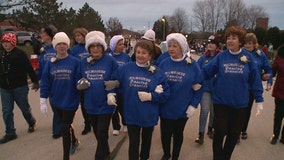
top-left (70, 43), bottom-right (89, 60)
top-left (79, 54), bottom-right (119, 115)
top-left (40, 55), bottom-right (80, 110)
top-left (203, 49), bottom-right (264, 108)
top-left (197, 54), bottom-right (217, 92)
top-left (159, 56), bottom-right (203, 119)
top-left (107, 51), bottom-right (132, 67)
top-left (248, 48), bottom-right (273, 85)
top-left (112, 62), bottom-right (170, 127)
top-left (155, 52), bottom-right (169, 66)
top-left (37, 44), bottom-right (56, 80)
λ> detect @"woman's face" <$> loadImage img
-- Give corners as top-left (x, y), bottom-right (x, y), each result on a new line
top-left (226, 34), bottom-right (241, 52)
top-left (167, 39), bottom-right (183, 59)
top-left (207, 42), bottom-right (217, 52)
top-left (114, 40), bottom-right (124, 53)
top-left (244, 41), bottom-right (255, 52)
top-left (135, 46), bottom-right (152, 64)
top-left (74, 33), bottom-right (85, 44)
top-left (55, 43), bottom-right (68, 54)
top-left (89, 43), bottom-right (104, 60)
top-left (40, 29), bottom-right (51, 43)
top-left (1, 42), bottom-right (14, 52)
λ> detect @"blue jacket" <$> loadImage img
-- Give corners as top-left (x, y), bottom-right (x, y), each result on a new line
top-left (112, 62), bottom-right (170, 127)
top-left (70, 43), bottom-right (89, 60)
top-left (40, 55), bottom-right (80, 110)
top-left (203, 49), bottom-right (264, 108)
top-left (107, 51), bottom-right (132, 67)
top-left (37, 44), bottom-right (56, 80)
top-left (159, 56), bottom-right (203, 119)
top-left (79, 54), bottom-right (119, 115)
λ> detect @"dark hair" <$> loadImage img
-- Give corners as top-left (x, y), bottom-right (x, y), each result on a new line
top-left (225, 26), bottom-right (246, 47)
top-left (134, 40), bottom-right (155, 55)
top-left (41, 24), bottom-right (58, 38)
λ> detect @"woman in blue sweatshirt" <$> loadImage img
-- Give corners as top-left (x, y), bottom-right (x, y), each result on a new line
top-left (159, 33), bottom-right (203, 160)
top-left (110, 40), bottom-right (170, 160)
top-left (107, 35), bottom-right (132, 135)
top-left (40, 32), bottom-right (80, 160)
top-left (203, 26), bottom-right (264, 160)
top-left (70, 27), bottom-right (92, 135)
top-left (77, 31), bottom-right (119, 160)
top-left (240, 33), bottom-right (272, 140)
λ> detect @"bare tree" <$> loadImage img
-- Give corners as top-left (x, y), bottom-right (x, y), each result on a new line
top-left (207, 0), bottom-right (226, 33)
top-left (245, 5), bottom-right (267, 30)
top-left (169, 8), bottom-right (189, 33)
top-left (106, 17), bottom-right (123, 37)
top-left (193, 0), bottom-right (210, 32)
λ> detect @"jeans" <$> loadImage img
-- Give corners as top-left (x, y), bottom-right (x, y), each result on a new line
top-left (0, 85), bottom-right (36, 135)
top-left (199, 92), bottom-right (214, 133)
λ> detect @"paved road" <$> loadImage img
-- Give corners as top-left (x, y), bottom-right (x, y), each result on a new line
top-left (0, 54), bottom-right (283, 160)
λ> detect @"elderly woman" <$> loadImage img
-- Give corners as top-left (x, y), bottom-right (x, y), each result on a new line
top-left (108, 39), bottom-right (170, 160)
top-left (240, 33), bottom-right (272, 140)
top-left (159, 33), bottom-right (203, 160)
top-left (77, 31), bottom-right (119, 160)
top-left (40, 32), bottom-right (80, 160)
top-left (107, 35), bottom-right (132, 135)
top-left (203, 26), bottom-right (264, 160)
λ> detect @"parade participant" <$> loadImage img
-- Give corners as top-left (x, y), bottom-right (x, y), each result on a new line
top-left (107, 35), bottom-right (131, 135)
top-left (0, 32), bottom-right (39, 144)
top-left (203, 26), bottom-right (264, 160)
top-left (159, 33), bottom-right (203, 160)
top-left (241, 33), bottom-right (272, 140)
top-left (40, 32), bottom-right (80, 160)
top-left (195, 34), bottom-right (221, 144)
top-left (77, 31), bottom-right (119, 160)
top-left (270, 44), bottom-right (284, 144)
top-left (108, 39), bottom-right (170, 160)
top-left (70, 27), bottom-right (92, 135)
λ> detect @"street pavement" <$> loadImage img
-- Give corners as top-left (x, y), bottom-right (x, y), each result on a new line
top-left (0, 54), bottom-right (284, 160)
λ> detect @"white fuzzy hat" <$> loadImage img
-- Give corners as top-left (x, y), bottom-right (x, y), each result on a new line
top-left (110, 35), bottom-right (124, 51)
top-left (142, 29), bottom-right (155, 42)
top-left (52, 32), bottom-right (70, 48)
top-left (85, 31), bottom-right (107, 51)
top-left (166, 33), bottom-right (189, 54)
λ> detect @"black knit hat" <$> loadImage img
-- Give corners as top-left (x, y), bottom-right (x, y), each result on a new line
top-left (42, 25), bottom-right (58, 38)
top-left (208, 35), bottom-right (220, 47)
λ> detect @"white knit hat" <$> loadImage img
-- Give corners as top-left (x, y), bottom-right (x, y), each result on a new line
top-left (85, 31), bottom-right (107, 51)
top-left (142, 29), bottom-right (155, 42)
top-left (52, 32), bottom-right (70, 48)
top-left (110, 35), bottom-right (124, 51)
top-left (166, 33), bottom-right (189, 54)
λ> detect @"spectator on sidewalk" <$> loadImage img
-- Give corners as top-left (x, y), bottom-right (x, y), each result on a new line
top-left (270, 44), bottom-right (284, 145)
top-left (40, 32), bottom-right (80, 160)
top-left (0, 32), bottom-right (39, 144)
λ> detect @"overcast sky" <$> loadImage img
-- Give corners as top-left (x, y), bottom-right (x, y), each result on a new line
top-left (58, 0), bottom-right (284, 31)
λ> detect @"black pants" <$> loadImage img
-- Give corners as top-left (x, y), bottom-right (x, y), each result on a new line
top-left (127, 125), bottom-right (154, 160)
top-left (160, 118), bottom-right (188, 160)
top-left (241, 92), bottom-right (254, 133)
top-left (80, 93), bottom-right (91, 128)
top-left (273, 99), bottom-right (284, 139)
top-left (111, 93), bottom-right (125, 130)
top-left (89, 114), bottom-right (112, 160)
top-left (53, 107), bottom-right (77, 160)
top-left (213, 104), bottom-right (246, 160)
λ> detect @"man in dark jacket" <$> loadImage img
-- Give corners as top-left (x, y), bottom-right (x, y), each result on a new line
top-left (0, 32), bottom-right (39, 144)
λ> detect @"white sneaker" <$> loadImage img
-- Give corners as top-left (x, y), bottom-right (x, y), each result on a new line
top-left (113, 130), bottom-right (119, 136)
top-left (123, 126), bottom-right (128, 132)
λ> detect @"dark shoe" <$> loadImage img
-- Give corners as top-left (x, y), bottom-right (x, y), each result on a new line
top-left (81, 125), bottom-right (91, 135)
top-left (270, 135), bottom-right (278, 144)
top-left (70, 140), bottom-right (80, 155)
top-left (0, 134), bottom-right (17, 144)
top-left (207, 130), bottom-right (214, 139)
top-left (161, 154), bottom-right (171, 160)
top-left (195, 132), bottom-right (204, 144)
top-left (279, 139), bottom-right (284, 144)
top-left (28, 123), bottom-right (37, 133)
top-left (52, 134), bottom-right (61, 139)
top-left (241, 132), bottom-right (247, 140)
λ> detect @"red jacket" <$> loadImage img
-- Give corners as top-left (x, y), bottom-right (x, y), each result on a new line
top-left (272, 55), bottom-right (284, 100)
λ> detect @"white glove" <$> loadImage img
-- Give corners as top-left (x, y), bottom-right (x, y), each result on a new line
top-left (255, 102), bottom-right (263, 117)
top-left (40, 98), bottom-right (48, 117)
top-left (154, 85), bottom-right (163, 94)
top-left (77, 78), bottom-right (91, 90)
top-left (186, 105), bottom-right (197, 118)
top-left (107, 93), bottom-right (117, 106)
top-left (138, 91), bottom-right (152, 102)
top-left (104, 80), bottom-right (120, 91)
top-left (192, 84), bottom-right (202, 91)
